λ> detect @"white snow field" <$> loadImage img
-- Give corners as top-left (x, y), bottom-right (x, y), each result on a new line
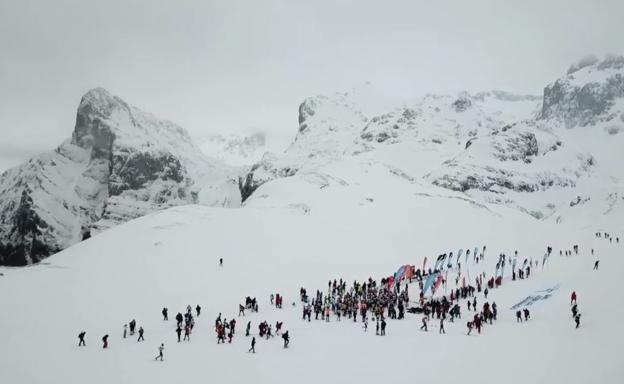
top-left (0, 174), bottom-right (622, 383)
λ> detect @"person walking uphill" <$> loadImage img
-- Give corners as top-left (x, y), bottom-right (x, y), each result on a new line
top-left (162, 307), bottom-right (168, 321)
top-left (155, 343), bottom-right (164, 361)
top-left (137, 326), bottom-right (145, 342)
top-left (571, 291), bottom-right (577, 305)
top-left (78, 331), bottom-right (86, 347)
top-left (249, 337), bottom-right (256, 353)
top-left (282, 331), bottom-right (290, 348)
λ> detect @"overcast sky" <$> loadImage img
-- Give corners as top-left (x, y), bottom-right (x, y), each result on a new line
top-left (1, 0), bottom-right (623, 171)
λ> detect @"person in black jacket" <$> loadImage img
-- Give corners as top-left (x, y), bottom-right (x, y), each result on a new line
top-left (248, 337), bottom-right (256, 353)
top-left (162, 308), bottom-right (168, 321)
top-left (282, 331), bottom-right (290, 348)
top-left (78, 331), bottom-right (86, 347)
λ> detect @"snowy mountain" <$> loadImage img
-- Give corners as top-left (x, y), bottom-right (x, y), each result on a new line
top-left (0, 88), bottom-right (240, 266)
top-left (240, 56), bottom-right (624, 225)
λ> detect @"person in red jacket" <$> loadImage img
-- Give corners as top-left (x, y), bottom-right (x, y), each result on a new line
top-left (571, 291), bottom-right (577, 305)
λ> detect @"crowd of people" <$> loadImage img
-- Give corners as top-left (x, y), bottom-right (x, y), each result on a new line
top-left (75, 231), bottom-right (619, 361)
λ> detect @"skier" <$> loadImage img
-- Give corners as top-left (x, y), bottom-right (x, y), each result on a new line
top-left (162, 307), bottom-right (168, 321)
top-left (78, 331), bottom-right (86, 347)
top-left (282, 331), bottom-right (290, 348)
top-left (248, 337), bottom-right (256, 353)
top-left (123, 324), bottom-right (128, 339)
top-left (102, 334), bottom-right (109, 349)
top-left (137, 326), bottom-right (145, 342)
top-left (155, 343), bottom-right (164, 361)
top-left (176, 326), bottom-right (182, 342)
top-left (196, 305), bottom-right (201, 317)
top-left (574, 313), bottom-right (581, 328)
top-left (439, 318), bottom-right (446, 334)
top-left (571, 291), bottom-right (577, 305)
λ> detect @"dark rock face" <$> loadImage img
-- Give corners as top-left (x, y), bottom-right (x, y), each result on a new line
top-left (452, 95), bottom-right (472, 112)
top-left (109, 152), bottom-right (186, 196)
top-left (239, 173), bottom-right (262, 203)
top-left (541, 56), bottom-right (624, 127)
top-left (0, 188), bottom-right (58, 266)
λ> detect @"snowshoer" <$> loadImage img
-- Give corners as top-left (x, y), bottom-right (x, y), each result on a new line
top-left (155, 343), bottom-right (164, 361)
top-left (78, 331), bottom-right (86, 346)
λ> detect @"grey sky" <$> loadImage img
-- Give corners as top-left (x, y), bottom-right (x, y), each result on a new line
top-left (1, 0), bottom-right (623, 171)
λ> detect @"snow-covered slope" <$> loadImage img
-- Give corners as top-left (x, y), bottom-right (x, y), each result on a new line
top-left (0, 88), bottom-right (240, 266)
top-left (0, 191), bottom-right (621, 384)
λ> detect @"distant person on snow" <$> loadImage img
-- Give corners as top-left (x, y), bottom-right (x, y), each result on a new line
top-left (571, 291), bottom-right (577, 305)
top-left (155, 343), bottom-right (164, 361)
top-left (282, 331), bottom-right (290, 348)
top-left (420, 317), bottom-right (428, 331)
top-left (162, 308), bottom-right (168, 321)
top-left (123, 324), bottom-right (128, 339)
top-left (78, 331), bottom-right (86, 347)
top-left (249, 337), bottom-right (256, 353)
top-left (102, 334), bottom-right (109, 349)
top-left (219, 258), bottom-right (223, 267)
top-left (516, 310), bottom-right (522, 323)
top-left (196, 305), bottom-right (201, 317)
top-left (380, 319), bottom-right (386, 336)
top-left (176, 326), bottom-right (182, 342)
top-left (523, 308), bottom-right (530, 321)
top-left (574, 313), bottom-right (581, 329)
top-left (137, 326), bottom-right (145, 342)
top-left (594, 260), bottom-right (600, 270)
top-left (439, 318), bottom-right (446, 334)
